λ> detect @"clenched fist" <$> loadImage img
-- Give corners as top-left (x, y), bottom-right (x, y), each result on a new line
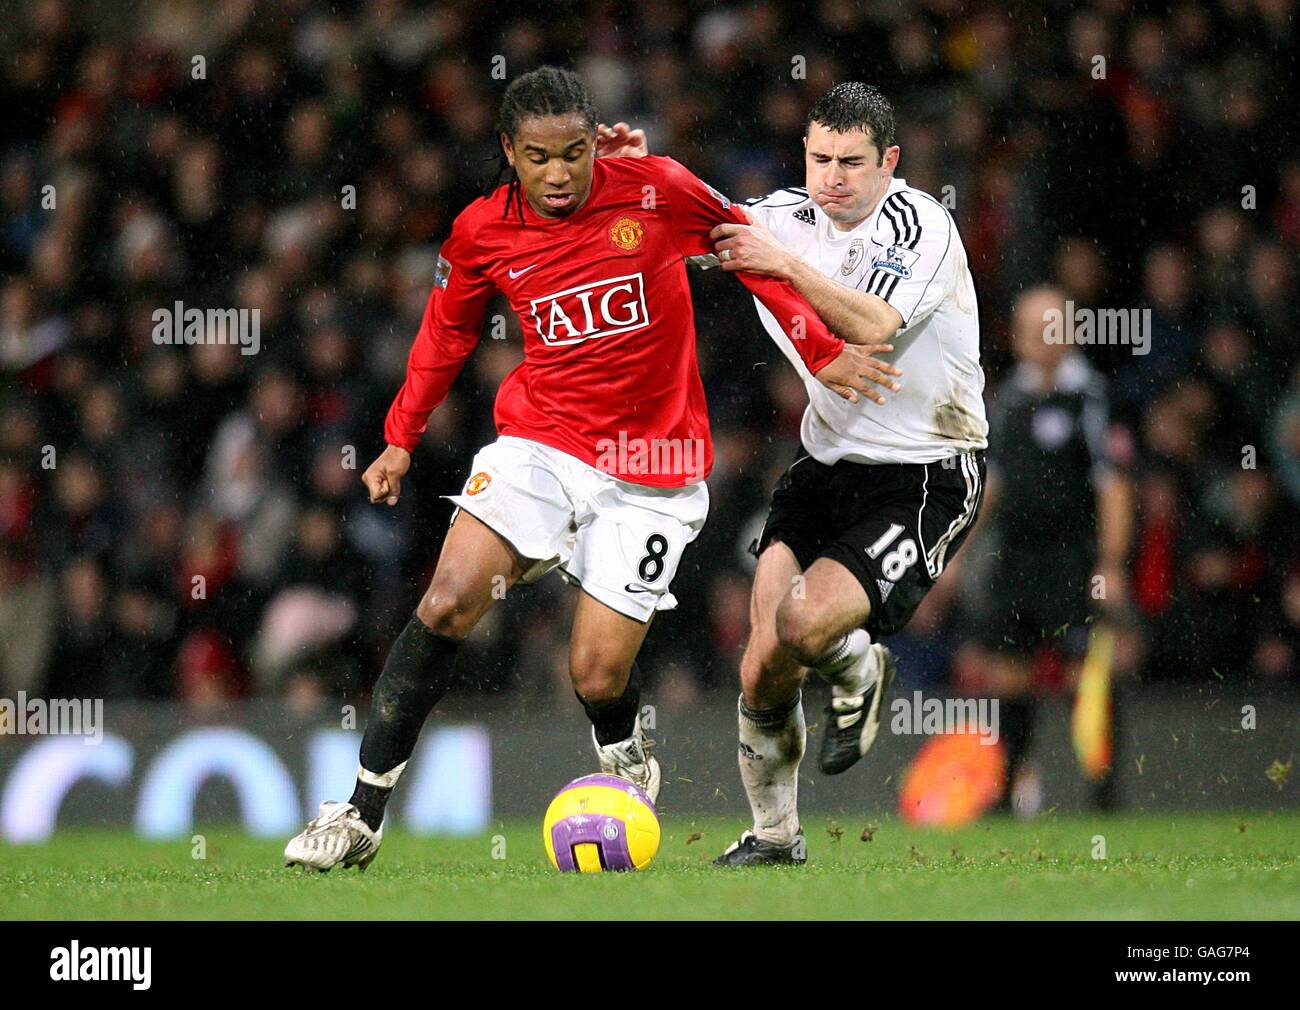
top-left (362, 444), bottom-right (412, 506)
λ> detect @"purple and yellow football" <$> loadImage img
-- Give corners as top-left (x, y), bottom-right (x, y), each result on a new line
top-left (542, 774), bottom-right (661, 872)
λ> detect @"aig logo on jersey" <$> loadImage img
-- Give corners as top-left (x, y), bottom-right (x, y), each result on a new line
top-left (530, 273), bottom-right (650, 346)
top-left (872, 244), bottom-right (920, 279)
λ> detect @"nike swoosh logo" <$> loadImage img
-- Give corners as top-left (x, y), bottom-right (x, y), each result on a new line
top-left (624, 584), bottom-right (654, 594)
top-left (508, 264), bottom-right (539, 279)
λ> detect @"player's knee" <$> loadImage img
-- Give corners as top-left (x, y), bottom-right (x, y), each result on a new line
top-left (569, 647), bottom-right (628, 704)
top-left (774, 596), bottom-right (837, 665)
top-left (414, 587), bottom-right (479, 642)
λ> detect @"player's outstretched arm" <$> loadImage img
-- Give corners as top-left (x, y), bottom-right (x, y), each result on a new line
top-left (655, 157), bottom-right (861, 379)
top-left (381, 210), bottom-right (495, 471)
top-left (651, 157), bottom-right (899, 403)
top-left (711, 215), bottom-right (905, 349)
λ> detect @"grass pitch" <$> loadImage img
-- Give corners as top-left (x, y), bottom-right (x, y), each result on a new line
top-left (1, 812), bottom-right (1296, 920)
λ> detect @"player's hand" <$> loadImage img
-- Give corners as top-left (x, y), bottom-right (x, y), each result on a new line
top-left (362, 444), bottom-right (412, 506)
top-left (595, 122), bottom-right (648, 158)
top-left (709, 216), bottom-right (795, 279)
top-left (814, 344), bottom-right (903, 406)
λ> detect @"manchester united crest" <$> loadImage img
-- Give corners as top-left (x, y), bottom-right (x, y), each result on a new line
top-left (465, 471), bottom-right (491, 495)
top-left (608, 216), bottom-right (645, 252)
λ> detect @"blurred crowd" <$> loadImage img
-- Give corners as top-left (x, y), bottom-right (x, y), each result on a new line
top-left (1, 0), bottom-right (1298, 710)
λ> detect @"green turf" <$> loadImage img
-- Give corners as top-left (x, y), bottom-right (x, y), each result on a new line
top-left (1, 812), bottom-right (1297, 920)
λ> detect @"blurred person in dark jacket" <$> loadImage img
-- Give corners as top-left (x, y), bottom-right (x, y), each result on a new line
top-left (963, 285), bottom-right (1134, 813)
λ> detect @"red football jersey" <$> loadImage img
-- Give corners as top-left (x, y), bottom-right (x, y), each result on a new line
top-left (383, 155), bottom-right (845, 487)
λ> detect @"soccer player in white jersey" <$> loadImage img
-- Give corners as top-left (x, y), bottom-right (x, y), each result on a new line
top-left (601, 83), bottom-right (986, 864)
top-left (703, 83), bottom-right (990, 864)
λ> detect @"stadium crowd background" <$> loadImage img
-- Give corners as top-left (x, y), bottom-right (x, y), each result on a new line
top-left (1, 0), bottom-right (1298, 713)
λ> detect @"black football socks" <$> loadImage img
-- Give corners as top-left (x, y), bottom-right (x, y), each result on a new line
top-left (349, 615), bottom-right (460, 830)
top-left (997, 696), bottom-right (1036, 811)
top-left (577, 662), bottom-right (643, 746)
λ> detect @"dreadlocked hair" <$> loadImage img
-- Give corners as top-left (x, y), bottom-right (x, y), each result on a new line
top-left (488, 66), bottom-right (597, 223)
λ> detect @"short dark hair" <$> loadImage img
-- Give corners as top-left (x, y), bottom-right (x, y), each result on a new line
top-left (805, 83), bottom-right (896, 162)
top-left (492, 66), bottom-right (597, 221)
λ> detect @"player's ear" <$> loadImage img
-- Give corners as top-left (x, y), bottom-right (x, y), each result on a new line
top-left (501, 132), bottom-right (515, 168)
top-left (882, 145), bottom-right (901, 174)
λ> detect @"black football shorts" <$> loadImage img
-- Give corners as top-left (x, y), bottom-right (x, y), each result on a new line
top-left (755, 447), bottom-right (986, 638)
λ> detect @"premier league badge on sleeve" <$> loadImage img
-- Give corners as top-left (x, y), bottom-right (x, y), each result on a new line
top-left (703, 181), bottom-right (731, 209)
top-left (434, 254), bottom-right (453, 289)
top-left (872, 244), bottom-right (920, 279)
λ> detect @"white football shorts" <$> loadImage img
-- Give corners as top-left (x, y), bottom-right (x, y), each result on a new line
top-left (445, 435), bottom-right (710, 623)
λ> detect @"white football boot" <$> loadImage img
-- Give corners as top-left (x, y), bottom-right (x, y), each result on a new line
top-left (284, 801), bottom-right (383, 872)
top-left (593, 714), bottom-right (661, 805)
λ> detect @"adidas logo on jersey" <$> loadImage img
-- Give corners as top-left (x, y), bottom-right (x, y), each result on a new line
top-left (876, 579), bottom-right (895, 603)
top-left (793, 206), bottom-right (816, 226)
top-left (529, 273), bottom-right (650, 346)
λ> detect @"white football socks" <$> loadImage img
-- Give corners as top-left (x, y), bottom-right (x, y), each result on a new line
top-left (814, 629), bottom-right (876, 693)
top-left (737, 693), bottom-right (806, 846)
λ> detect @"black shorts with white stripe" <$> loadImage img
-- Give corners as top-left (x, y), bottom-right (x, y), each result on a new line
top-left (754, 447), bottom-right (986, 638)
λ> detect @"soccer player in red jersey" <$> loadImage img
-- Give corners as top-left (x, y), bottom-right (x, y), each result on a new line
top-left (285, 67), bottom-right (898, 871)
